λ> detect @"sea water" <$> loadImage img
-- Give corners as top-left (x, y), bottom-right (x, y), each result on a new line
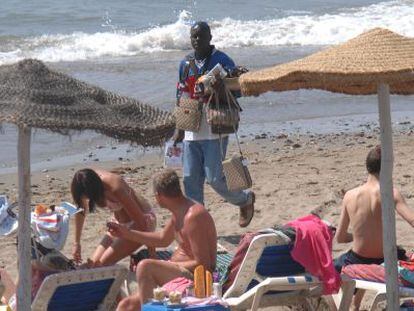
top-left (1, 0), bottom-right (414, 173)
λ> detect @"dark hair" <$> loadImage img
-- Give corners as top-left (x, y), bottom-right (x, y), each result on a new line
top-left (366, 145), bottom-right (381, 175)
top-left (191, 21), bottom-right (211, 35)
top-left (71, 168), bottom-right (104, 213)
top-left (153, 169), bottom-right (182, 198)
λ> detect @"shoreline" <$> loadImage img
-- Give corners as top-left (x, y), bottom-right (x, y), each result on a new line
top-left (2, 110), bottom-right (414, 175)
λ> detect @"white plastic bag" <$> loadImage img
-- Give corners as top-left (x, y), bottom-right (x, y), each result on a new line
top-left (164, 140), bottom-right (184, 169)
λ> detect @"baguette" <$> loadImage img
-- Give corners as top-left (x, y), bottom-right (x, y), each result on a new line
top-left (205, 270), bottom-right (213, 296)
top-left (194, 265), bottom-right (206, 298)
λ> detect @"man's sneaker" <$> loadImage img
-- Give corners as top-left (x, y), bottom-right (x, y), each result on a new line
top-left (239, 192), bottom-right (255, 227)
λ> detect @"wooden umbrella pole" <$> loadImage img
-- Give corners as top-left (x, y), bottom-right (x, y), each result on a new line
top-left (377, 83), bottom-right (399, 310)
top-left (17, 125), bottom-right (32, 311)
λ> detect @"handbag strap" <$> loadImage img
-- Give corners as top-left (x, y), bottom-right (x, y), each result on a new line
top-left (224, 87), bottom-right (244, 157)
top-left (217, 86), bottom-right (244, 160)
top-left (188, 58), bottom-right (200, 80)
top-left (215, 91), bottom-right (226, 161)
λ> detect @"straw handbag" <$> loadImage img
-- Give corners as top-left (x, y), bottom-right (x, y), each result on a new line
top-left (174, 97), bottom-right (202, 132)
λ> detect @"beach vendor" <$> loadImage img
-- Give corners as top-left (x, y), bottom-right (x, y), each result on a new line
top-left (107, 169), bottom-right (217, 311)
top-left (71, 168), bottom-right (156, 267)
top-left (173, 21), bottom-right (255, 228)
top-left (334, 145), bottom-right (414, 309)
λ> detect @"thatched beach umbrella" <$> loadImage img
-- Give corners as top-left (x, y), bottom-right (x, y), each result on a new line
top-left (240, 28), bottom-right (414, 310)
top-left (0, 59), bottom-right (174, 310)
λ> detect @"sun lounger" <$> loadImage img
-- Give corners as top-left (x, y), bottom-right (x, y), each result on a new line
top-left (353, 279), bottom-right (414, 310)
top-left (223, 232), bottom-right (355, 311)
top-left (130, 248), bottom-right (233, 282)
top-left (31, 265), bottom-right (127, 311)
top-left (341, 263), bottom-right (414, 310)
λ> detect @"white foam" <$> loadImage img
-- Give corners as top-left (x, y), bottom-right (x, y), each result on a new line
top-left (211, 0), bottom-right (414, 46)
top-left (0, 0), bottom-right (413, 64)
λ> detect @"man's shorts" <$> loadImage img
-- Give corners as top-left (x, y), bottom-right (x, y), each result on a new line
top-left (334, 250), bottom-right (384, 272)
top-left (334, 248), bottom-right (407, 272)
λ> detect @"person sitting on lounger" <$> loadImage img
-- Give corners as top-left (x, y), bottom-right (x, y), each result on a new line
top-left (1, 254), bottom-right (71, 310)
top-left (334, 145), bottom-right (414, 309)
top-left (106, 169), bottom-right (217, 311)
top-left (71, 168), bottom-right (157, 267)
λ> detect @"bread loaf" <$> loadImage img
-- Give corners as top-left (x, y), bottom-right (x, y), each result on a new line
top-left (205, 270), bottom-right (213, 296)
top-left (194, 265), bottom-right (206, 298)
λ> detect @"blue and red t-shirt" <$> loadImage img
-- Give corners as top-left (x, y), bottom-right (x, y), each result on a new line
top-left (176, 47), bottom-right (236, 100)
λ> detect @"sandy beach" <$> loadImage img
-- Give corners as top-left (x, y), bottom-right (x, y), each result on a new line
top-left (2, 128), bottom-right (414, 309)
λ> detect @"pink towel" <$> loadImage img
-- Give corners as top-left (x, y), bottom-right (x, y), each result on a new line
top-left (162, 277), bottom-right (193, 294)
top-left (287, 214), bottom-right (341, 294)
top-left (342, 264), bottom-right (413, 287)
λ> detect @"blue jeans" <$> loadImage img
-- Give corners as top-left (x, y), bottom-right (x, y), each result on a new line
top-left (183, 137), bottom-right (250, 207)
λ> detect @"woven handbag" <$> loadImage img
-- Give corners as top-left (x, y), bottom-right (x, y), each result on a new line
top-left (173, 97), bottom-right (202, 132)
top-left (207, 87), bottom-right (240, 134)
top-left (222, 154), bottom-right (252, 191)
top-left (217, 91), bottom-right (252, 192)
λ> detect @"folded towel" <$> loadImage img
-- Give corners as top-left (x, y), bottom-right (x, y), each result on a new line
top-left (162, 277), bottom-right (193, 294)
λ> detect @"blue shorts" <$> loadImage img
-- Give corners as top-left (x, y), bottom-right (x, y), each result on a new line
top-left (334, 250), bottom-right (384, 272)
top-left (334, 248), bottom-right (406, 272)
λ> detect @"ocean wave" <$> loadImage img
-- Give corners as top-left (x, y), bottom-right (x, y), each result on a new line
top-left (0, 0), bottom-right (413, 64)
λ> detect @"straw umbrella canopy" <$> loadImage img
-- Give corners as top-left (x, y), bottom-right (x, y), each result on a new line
top-left (240, 28), bottom-right (414, 310)
top-left (0, 59), bottom-right (175, 310)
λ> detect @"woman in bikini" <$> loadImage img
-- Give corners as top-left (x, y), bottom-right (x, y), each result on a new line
top-left (71, 168), bottom-right (156, 267)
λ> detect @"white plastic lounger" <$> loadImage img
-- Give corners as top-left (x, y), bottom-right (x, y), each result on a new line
top-left (223, 233), bottom-right (355, 311)
top-left (32, 265), bottom-right (128, 311)
top-left (354, 279), bottom-right (414, 311)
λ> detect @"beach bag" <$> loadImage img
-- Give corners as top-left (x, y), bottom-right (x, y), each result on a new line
top-left (174, 97), bottom-right (202, 132)
top-left (207, 86), bottom-right (240, 134)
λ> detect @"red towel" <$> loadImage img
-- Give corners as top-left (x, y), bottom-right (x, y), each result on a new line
top-left (287, 214), bottom-right (341, 294)
top-left (400, 260), bottom-right (414, 271)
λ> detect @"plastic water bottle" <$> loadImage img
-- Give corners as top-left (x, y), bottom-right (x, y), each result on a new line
top-left (213, 282), bottom-right (222, 299)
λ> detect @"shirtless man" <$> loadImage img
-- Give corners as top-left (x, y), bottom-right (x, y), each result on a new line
top-left (107, 169), bottom-right (217, 311)
top-left (335, 145), bottom-right (414, 309)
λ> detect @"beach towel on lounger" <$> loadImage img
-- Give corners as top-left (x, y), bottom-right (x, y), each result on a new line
top-left (286, 214), bottom-right (341, 294)
top-left (342, 264), bottom-right (414, 287)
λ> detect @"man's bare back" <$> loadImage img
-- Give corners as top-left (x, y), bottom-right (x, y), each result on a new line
top-left (334, 145), bottom-right (414, 310)
top-left (340, 178), bottom-right (384, 258)
top-left (337, 174), bottom-right (414, 260)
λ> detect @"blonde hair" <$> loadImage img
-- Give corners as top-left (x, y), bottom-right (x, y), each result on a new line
top-left (153, 169), bottom-right (182, 198)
